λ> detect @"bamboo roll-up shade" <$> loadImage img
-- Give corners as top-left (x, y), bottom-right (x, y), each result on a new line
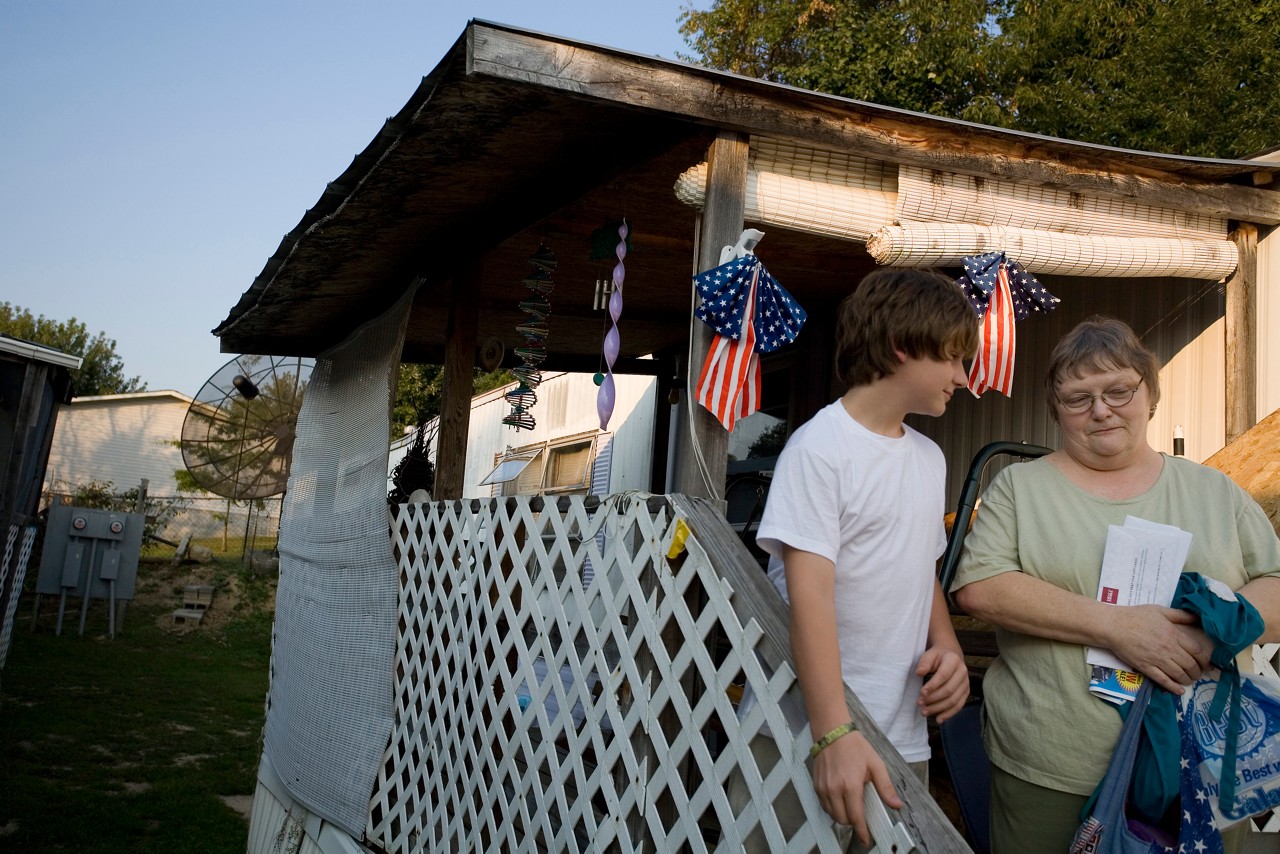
top-left (866, 223), bottom-right (1239, 279)
top-left (750, 137), bottom-right (897, 190)
top-left (674, 163), bottom-right (896, 241)
top-left (896, 166), bottom-right (1228, 241)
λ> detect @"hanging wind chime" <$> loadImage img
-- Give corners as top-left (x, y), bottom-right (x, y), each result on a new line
top-left (596, 219), bottom-right (627, 430)
top-left (503, 244), bottom-right (557, 430)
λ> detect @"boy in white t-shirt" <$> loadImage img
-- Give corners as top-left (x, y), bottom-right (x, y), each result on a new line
top-left (753, 268), bottom-right (976, 849)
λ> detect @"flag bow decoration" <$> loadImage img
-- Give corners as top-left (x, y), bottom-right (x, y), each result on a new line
top-left (693, 253), bottom-right (806, 431)
top-left (956, 252), bottom-right (1060, 398)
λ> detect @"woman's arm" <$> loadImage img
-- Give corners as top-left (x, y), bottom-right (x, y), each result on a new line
top-left (1239, 575), bottom-right (1280, 644)
top-left (953, 571), bottom-right (1211, 694)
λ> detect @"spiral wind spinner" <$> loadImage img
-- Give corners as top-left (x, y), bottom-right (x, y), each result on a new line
top-left (503, 244), bottom-right (556, 430)
top-left (597, 219), bottom-right (627, 430)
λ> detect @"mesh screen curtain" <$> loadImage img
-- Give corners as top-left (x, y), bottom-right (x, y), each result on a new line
top-left (264, 287), bottom-right (415, 836)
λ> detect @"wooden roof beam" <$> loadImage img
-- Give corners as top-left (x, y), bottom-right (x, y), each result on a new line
top-left (468, 24), bottom-right (1280, 226)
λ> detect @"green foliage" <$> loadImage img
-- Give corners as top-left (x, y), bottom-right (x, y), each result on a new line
top-left (0, 302), bottom-right (146, 397)
top-left (679, 0), bottom-right (1008, 125)
top-left (747, 421), bottom-right (789, 458)
top-left (680, 0), bottom-right (1280, 158)
top-left (992, 0), bottom-right (1280, 157)
top-left (60, 479), bottom-right (187, 545)
top-left (392, 364), bottom-right (513, 436)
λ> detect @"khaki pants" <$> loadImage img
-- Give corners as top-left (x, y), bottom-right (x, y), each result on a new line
top-left (726, 733), bottom-right (928, 853)
top-left (989, 763), bottom-right (1248, 854)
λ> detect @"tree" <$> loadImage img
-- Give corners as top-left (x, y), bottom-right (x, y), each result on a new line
top-left (0, 302), bottom-right (146, 397)
top-left (679, 0), bottom-right (1280, 158)
top-left (678, 0), bottom-right (1010, 126)
top-left (391, 364), bottom-right (513, 437)
top-left (992, 0), bottom-right (1280, 157)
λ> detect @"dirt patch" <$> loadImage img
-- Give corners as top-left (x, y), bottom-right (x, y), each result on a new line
top-left (220, 795), bottom-right (253, 822)
top-left (131, 557), bottom-right (275, 633)
top-left (173, 753), bottom-right (212, 767)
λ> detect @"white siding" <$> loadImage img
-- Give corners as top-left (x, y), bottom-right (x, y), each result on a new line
top-left (1259, 224), bottom-right (1280, 420)
top-left (44, 392), bottom-right (192, 497)
top-left (459, 372), bottom-right (657, 498)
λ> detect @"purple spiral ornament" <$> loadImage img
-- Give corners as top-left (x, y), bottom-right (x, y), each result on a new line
top-left (597, 220), bottom-right (627, 430)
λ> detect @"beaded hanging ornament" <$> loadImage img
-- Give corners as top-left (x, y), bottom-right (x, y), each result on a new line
top-left (596, 219), bottom-right (627, 430)
top-left (503, 244), bottom-right (557, 430)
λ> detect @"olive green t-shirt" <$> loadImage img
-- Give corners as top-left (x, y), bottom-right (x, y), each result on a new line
top-left (952, 454), bottom-right (1280, 794)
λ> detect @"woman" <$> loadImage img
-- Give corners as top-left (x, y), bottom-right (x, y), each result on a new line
top-left (951, 317), bottom-right (1280, 853)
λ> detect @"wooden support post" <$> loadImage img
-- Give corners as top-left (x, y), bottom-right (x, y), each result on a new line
top-left (672, 131), bottom-right (749, 501)
top-left (1226, 223), bottom-right (1258, 445)
top-left (435, 266), bottom-right (481, 500)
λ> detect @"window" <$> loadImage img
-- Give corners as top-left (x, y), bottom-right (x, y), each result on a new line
top-left (488, 432), bottom-right (599, 497)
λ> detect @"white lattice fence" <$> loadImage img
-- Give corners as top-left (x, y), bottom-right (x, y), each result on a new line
top-left (1251, 644), bottom-right (1280, 833)
top-left (368, 493), bottom-right (968, 853)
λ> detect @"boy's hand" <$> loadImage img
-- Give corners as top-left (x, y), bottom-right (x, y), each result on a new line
top-left (811, 730), bottom-right (902, 848)
top-left (915, 646), bottom-right (969, 723)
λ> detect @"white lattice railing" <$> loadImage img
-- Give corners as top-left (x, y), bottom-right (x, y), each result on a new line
top-left (1252, 644), bottom-right (1280, 833)
top-left (367, 493), bottom-right (968, 853)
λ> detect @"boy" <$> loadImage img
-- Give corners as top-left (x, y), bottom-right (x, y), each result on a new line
top-left (752, 268), bottom-right (975, 849)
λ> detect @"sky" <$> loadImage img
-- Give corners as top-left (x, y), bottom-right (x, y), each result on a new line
top-left (0, 1), bottom-right (694, 396)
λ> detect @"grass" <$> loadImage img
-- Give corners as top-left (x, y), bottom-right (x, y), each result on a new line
top-left (0, 551), bottom-right (274, 854)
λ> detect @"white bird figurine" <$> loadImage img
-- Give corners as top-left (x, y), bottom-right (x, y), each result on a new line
top-left (719, 228), bottom-right (765, 265)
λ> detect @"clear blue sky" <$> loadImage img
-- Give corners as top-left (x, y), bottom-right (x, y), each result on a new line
top-left (0, 1), bottom-right (693, 395)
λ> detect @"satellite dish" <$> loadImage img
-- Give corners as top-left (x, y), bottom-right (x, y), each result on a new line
top-left (181, 355), bottom-right (314, 499)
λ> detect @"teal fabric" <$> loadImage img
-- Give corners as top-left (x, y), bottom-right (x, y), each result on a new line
top-left (1097, 572), bottom-right (1264, 824)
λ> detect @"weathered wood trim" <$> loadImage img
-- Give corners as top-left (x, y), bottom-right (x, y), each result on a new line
top-left (673, 133), bottom-right (748, 500)
top-left (436, 266), bottom-right (481, 499)
top-left (468, 26), bottom-right (1280, 225)
top-left (1226, 224), bottom-right (1259, 443)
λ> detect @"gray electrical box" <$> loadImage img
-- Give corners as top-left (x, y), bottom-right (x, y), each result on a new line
top-left (35, 503), bottom-right (143, 636)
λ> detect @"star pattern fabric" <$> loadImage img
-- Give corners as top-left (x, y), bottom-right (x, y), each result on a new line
top-left (1177, 699), bottom-right (1226, 853)
top-left (956, 252), bottom-right (1060, 399)
top-left (956, 252), bottom-right (1060, 321)
top-left (693, 254), bottom-right (806, 353)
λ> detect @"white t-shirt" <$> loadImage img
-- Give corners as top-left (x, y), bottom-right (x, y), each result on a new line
top-left (756, 400), bottom-right (946, 762)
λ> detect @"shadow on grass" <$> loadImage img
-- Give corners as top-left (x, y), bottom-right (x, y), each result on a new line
top-left (0, 564), bottom-right (272, 854)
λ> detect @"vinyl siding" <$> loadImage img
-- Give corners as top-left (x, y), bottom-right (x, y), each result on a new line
top-left (44, 393), bottom-right (192, 497)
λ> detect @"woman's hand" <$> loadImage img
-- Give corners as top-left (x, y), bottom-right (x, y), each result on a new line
top-left (1107, 605), bottom-right (1214, 693)
top-left (810, 730), bottom-right (902, 849)
top-left (915, 646), bottom-right (969, 723)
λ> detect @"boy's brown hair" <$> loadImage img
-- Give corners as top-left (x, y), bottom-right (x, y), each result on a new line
top-left (834, 268), bottom-right (978, 388)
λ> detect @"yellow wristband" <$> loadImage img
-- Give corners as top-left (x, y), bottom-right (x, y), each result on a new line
top-left (810, 721), bottom-right (858, 759)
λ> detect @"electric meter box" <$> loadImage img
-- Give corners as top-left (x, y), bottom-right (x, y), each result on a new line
top-left (35, 503), bottom-right (143, 601)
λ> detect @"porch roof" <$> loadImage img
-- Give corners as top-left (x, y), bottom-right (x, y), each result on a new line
top-left (214, 20), bottom-right (1280, 367)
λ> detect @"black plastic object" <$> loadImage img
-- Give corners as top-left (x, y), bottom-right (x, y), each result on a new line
top-left (938, 441), bottom-right (1052, 593)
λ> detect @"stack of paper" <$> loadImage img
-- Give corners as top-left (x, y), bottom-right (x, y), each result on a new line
top-left (1086, 516), bottom-right (1192, 704)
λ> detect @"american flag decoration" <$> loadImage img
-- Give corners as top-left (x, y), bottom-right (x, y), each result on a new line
top-left (693, 253), bottom-right (805, 431)
top-left (956, 252), bottom-right (1059, 398)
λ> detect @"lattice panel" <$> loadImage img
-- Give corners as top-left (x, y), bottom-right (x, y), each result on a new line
top-left (368, 494), bottom-right (853, 853)
top-left (1251, 644), bottom-right (1280, 833)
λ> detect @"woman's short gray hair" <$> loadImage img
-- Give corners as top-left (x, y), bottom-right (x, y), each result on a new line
top-left (1045, 316), bottom-right (1161, 422)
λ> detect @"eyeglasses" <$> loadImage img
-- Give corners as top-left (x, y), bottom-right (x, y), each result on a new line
top-left (1057, 378), bottom-right (1144, 413)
